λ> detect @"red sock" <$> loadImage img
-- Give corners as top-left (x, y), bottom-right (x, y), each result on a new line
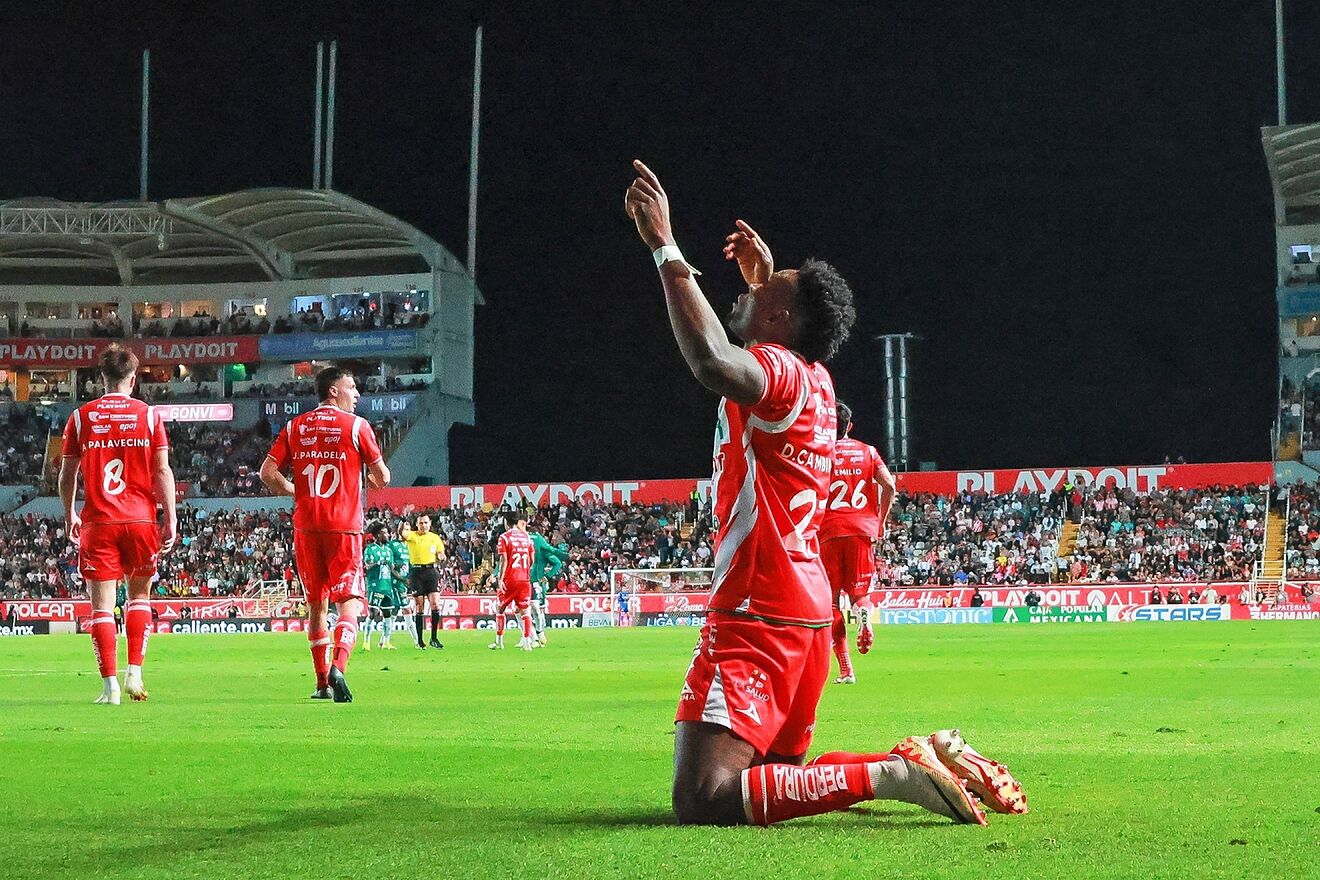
top-left (522, 613), bottom-right (533, 639)
top-left (309, 629), bottom-right (331, 689)
top-left (331, 618), bottom-right (358, 672)
top-left (742, 762), bottom-right (874, 825)
top-left (496, 613), bottom-right (505, 637)
top-left (125, 599), bottom-right (151, 667)
top-left (832, 608), bottom-right (853, 677)
top-left (90, 612), bottom-right (117, 678)
top-left (833, 638), bottom-right (854, 678)
top-left (809, 751), bottom-right (891, 766)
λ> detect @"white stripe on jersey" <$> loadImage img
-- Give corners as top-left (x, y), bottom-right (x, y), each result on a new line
top-left (748, 377), bottom-right (809, 434)
top-left (710, 422), bottom-right (758, 595)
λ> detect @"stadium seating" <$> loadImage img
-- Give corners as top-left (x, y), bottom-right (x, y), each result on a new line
top-left (0, 483), bottom-right (1290, 602)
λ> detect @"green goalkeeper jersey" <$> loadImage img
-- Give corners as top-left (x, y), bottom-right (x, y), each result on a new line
top-left (364, 542), bottom-right (393, 595)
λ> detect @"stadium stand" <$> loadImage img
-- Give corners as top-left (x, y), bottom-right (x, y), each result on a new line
top-left (0, 485), bottom-right (1291, 601)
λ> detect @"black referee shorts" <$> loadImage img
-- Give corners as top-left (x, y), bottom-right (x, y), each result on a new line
top-left (410, 564), bottom-right (439, 597)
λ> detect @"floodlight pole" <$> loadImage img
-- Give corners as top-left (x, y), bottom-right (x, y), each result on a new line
top-left (325, 40), bottom-right (338, 190)
top-left (139, 49), bottom-right (150, 201)
top-left (1277, 0), bottom-right (1288, 125)
top-left (313, 42), bottom-right (325, 189)
top-left (467, 26), bottom-right (484, 279)
top-left (875, 333), bottom-right (919, 471)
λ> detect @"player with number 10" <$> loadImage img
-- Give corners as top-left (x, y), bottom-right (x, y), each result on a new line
top-left (261, 367), bottom-right (390, 702)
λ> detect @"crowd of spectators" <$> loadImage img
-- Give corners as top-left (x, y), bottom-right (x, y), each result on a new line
top-left (0, 499), bottom-right (709, 600)
top-left (0, 406), bottom-right (57, 485)
top-left (881, 490), bottom-right (1062, 586)
top-left (165, 419), bottom-right (399, 496)
top-left (877, 485), bottom-right (1268, 587)
top-left (1064, 486), bottom-right (1264, 583)
top-left (3, 477), bottom-right (1318, 603)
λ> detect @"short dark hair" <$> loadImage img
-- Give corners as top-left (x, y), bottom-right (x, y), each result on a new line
top-left (794, 259), bottom-right (856, 363)
top-left (503, 510), bottom-right (523, 528)
top-left (836, 402), bottom-right (852, 431)
top-left (316, 366), bottom-right (351, 402)
top-left (98, 344), bottom-right (139, 384)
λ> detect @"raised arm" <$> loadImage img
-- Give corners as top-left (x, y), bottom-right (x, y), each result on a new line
top-left (625, 160), bottom-right (765, 405)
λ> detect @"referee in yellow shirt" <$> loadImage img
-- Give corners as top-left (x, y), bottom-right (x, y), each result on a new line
top-left (402, 514), bottom-right (446, 649)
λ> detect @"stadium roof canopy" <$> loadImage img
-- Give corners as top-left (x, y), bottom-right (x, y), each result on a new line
top-left (0, 188), bottom-right (471, 286)
top-left (1262, 124), bottom-right (1320, 225)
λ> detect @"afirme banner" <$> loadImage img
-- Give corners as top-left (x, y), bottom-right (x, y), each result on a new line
top-left (367, 462), bottom-right (1273, 509)
top-left (0, 336), bottom-right (260, 367)
top-left (257, 329), bottom-right (420, 361)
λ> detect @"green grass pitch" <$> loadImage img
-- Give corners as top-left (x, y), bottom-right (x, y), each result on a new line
top-left (1, 622), bottom-right (1316, 879)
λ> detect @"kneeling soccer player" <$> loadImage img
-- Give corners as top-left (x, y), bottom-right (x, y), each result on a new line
top-left (261, 367), bottom-right (391, 702)
top-left (625, 160), bottom-right (1025, 824)
top-left (59, 344), bottom-right (178, 704)
top-left (489, 510), bottom-right (536, 651)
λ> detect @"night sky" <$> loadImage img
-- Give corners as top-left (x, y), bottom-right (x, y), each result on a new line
top-left (4, 3), bottom-right (1315, 484)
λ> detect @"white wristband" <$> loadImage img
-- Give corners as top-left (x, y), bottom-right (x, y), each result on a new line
top-left (652, 245), bottom-right (702, 276)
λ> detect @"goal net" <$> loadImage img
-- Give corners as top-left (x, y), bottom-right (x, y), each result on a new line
top-left (609, 568), bottom-right (715, 627)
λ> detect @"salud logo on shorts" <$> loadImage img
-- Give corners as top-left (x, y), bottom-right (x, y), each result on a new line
top-left (741, 668), bottom-right (771, 704)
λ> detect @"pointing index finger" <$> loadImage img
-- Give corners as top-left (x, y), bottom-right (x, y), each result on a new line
top-left (735, 219), bottom-right (760, 239)
top-left (632, 159), bottom-right (664, 192)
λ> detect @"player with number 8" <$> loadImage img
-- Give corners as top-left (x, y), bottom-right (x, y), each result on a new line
top-left (59, 344), bottom-right (177, 705)
top-left (261, 367), bottom-right (390, 702)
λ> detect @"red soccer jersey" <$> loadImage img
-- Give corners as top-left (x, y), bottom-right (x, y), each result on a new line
top-left (62, 393), bottom-right (169, 525)
top-left (819, 436), bottom-right (886, 542)
top-left (497, 528), bottom-right (535, 583)
top-left (708, 343), bottom-right (837, 627)
top-left (265, 405), bottom-right (382, 533)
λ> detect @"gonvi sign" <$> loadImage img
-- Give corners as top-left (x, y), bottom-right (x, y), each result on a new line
top-left (154, 403), bottom-right (234, 422)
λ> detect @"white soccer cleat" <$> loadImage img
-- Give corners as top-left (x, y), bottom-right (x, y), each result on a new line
top-left (928, 728), bottom-right (1028, 815)
top-left (94, 686), bottom-right (121, 705)
top-left (124, 676), bottom-right (149, 702)
top-left (537, 634), bottom-right (547, 647)
top-left (488, 641), bottom-right (503, 650)
top-left (834, 674), bottom-right (856, 685)
top-left (887, 736), bottom-right (987, 825)
top-left (516, 637), bottom-right (533, 652)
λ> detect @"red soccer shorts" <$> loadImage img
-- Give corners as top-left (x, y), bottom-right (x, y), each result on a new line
top-left (821, 535), bottom-right (876, 601)
top-left (498, 579), bottom-right (531, 612)
top-left (293, 530), bottom-right (366, 605)
top-left (675, 611), bottom-right (831, 757)
top-left (79, 521), bottom-right (159, 582)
